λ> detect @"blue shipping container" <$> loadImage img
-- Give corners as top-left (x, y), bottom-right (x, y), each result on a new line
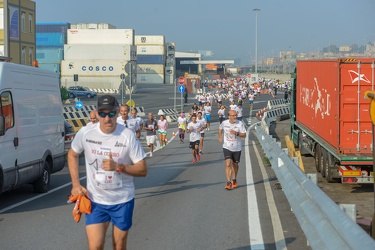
top-left (36, 22), bottom-right (70, 33)
top-left (38, 63), bottom-right (60, 76)
top-left (36, 33), bottom-right (66, 46)
top-left (137, 55), bottom-right (165, 64)
top-left (36, 48), bottom-right (64, 63)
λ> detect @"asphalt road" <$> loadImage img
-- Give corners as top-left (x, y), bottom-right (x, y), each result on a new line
top-left (0, 86), bottom-right (312, 250)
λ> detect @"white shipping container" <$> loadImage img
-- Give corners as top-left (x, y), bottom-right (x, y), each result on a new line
top-left (135, 35), bottom-right (165, 45)
top-left (137, 45), bottom-right (165, 55)
top-left (87, 23), bottom-right (98, 29)
top-left (137, 64), bottom-right (164, 74)
top-left (98, 23), bottom-right (116, 29)
top-left (64, 44), bottom-right (137, 61)
top-left (61, 59), bottom-right (136, 77)
top-left (71, 24), bottom-right (77, 29)
top-left (67, 29), bottom-right (135, 45)
top-left (76, 23), bottom-right (87, 29)
top-left (137, 73), bottom-right (164, 84)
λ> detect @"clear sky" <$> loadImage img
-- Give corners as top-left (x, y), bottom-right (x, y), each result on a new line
top-left (34, 0), bottom-right (375, 66)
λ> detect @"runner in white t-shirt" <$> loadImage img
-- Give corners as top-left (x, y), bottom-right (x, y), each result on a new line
top-left (68, 95), bottom-right (147, 249)
top-left (186, 114), bottom-right (203, 163)
top-left (197, 111), bottom-right (207, 154)
top-left (218, 109), bottom-right (246, 190)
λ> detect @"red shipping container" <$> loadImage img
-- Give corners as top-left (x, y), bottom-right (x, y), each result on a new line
top-left (296, 58), bottom-right (375, 155)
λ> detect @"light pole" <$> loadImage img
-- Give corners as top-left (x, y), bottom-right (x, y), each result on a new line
top-left (253, 8), bottom-right (260, 74)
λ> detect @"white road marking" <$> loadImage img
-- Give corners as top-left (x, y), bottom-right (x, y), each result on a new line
top-left (0, 176), bottom-right (87, 214)
top-left (252, 139), bottom-right (287, 250)
top-left (245, 124), bottom-right (265, 249)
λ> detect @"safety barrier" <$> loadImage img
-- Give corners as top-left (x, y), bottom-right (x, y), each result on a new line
top-left (267, 98), bottom-right (290, 109)
top-left (158, 108), bottom-right (179, 122)
top-left (63, 105), bottom-right (96, 120)
top-left (66, 118), bottom-right (88, 132)
top-left (88, 88), bottom-right (119, 94)
top-left (262, 107), bottom-right (290, 129)
top-left (254, 124), bottom-right (375, 249)
top-left (133, 106), bottom-right (146, 117)
top-left (63, 104), bottom-right (146, 131)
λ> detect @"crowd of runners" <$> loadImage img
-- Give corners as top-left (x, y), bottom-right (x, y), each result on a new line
top-left (65, 77), bottom-right (291, 248)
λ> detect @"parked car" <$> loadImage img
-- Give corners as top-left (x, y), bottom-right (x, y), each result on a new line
top-left (68, 86), bottom-right (97, 98)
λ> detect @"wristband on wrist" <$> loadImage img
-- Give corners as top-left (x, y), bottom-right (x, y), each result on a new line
top-left (116, 163), bottom-right (124, 173)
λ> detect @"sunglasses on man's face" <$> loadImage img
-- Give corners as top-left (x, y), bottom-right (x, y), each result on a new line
top-left (98, 111), bottom-right (117, 118)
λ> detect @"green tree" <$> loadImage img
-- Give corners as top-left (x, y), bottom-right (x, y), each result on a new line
top-left (60, 86), bottom-right (69, 102)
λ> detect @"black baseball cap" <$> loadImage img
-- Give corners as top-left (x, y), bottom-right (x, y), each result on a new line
top-left (97, 95), bottom-right (118, 111)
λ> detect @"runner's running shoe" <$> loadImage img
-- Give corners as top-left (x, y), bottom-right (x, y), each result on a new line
top-left (192, 158), bottom-right (197, 163)
top-left (225, 181), bottom-right (232, 190)
top-left (232, 179), bottom-right (238, 188)
top-left (197, 154), bottom-right (201, 161)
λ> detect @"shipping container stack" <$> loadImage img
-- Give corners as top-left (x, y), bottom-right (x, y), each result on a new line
top-left (36, 22), bottom-right (70, 80)
top-left (60, 23), bottom-right (137, 92)
top-left (165, 42), bottom-right (176, 84)
top-left (135, 36), bottom-right (166, 84)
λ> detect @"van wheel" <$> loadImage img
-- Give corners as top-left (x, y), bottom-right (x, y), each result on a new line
top-left (69, 93), bottom-right (75, 98)
top-left (86, 93), bottom-right (92, 98)
top-left (314, 144), bottom-right (322, 172)
top-left (33, 161), bottom-right (51, 193)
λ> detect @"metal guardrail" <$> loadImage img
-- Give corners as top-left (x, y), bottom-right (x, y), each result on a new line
top-left (255, 124), bottom-right (375, 249)
top-left (267, 98), bottom-right (290, 109)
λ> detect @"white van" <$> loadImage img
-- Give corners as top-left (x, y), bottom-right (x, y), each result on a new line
top-left (0, 62), bottom-right (65, 194)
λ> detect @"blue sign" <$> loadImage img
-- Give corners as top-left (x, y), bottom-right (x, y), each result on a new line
top-left (178, 85), bottom-right (185, 93)
top-left (76, 101), bottom-right (83, 109)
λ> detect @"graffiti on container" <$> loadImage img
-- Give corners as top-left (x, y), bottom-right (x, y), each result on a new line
top-left (300, 77), bottom-right (331, 119)
top-left (348, 70), bottom-right (370, 84)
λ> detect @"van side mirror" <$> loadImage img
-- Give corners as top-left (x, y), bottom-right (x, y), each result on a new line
top-left (0, 115), bottom-right (5, 136)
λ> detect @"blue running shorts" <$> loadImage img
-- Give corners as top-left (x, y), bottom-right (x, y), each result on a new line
top-left (86, 199), bottom-right (135, 231)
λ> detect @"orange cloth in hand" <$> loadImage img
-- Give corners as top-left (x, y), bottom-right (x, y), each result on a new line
top-left (67, 191), bottom-right (91, 223)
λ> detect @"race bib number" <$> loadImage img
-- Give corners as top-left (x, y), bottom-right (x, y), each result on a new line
top-left (94, 171), bottom-right (123, 189)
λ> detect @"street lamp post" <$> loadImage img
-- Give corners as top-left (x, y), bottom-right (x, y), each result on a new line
top-left (253, 8), bottom-right (260, 74)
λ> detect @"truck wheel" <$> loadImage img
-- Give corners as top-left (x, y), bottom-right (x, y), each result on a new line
top-left (321, 148), bottom-right (327, 178)
top-left (326, 153), bottom-right (340, 183)
top-left (33, 161), bottom-right (51, 193)
top-left (314, 144), bottom-right (322, 172)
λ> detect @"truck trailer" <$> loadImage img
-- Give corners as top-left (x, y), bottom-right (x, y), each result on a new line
top-left (291, 58), bottom-right (375, 183)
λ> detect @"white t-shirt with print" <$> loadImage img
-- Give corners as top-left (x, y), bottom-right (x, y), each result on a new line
top-left (204, 105), bottom-right (211, 115)
top-left (187, 121), bottom-right (202, 142)
top-left (116, 116), bottom-right (140, 134)
top-left (197, 117), bottom-right (207, 134)
top-left (219, 120), bottom-right (246, 152)
top-left (71, 124), bottom-right (146, 205)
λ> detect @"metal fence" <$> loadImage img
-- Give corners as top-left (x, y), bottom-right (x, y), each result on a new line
top-left (255, 124), bottom-right (375, 249)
